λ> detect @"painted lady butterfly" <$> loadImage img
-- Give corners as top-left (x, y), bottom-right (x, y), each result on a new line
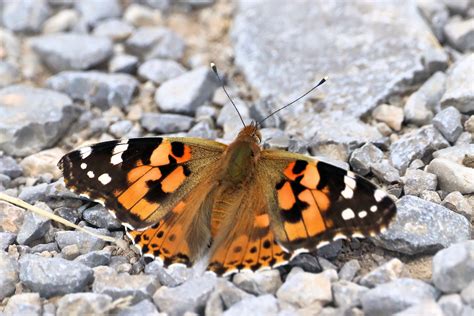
top-left (59, 65), bottom-right (396, 276)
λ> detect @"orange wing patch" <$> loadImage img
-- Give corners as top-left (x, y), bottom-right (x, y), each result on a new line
top-left (207, 212), bottom-right (291, 276)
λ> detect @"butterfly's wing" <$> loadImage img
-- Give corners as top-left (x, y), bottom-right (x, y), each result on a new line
top-left (59, 137), bottom-right (226, 265)
top-left (258, 150), bottom-right (396, 252)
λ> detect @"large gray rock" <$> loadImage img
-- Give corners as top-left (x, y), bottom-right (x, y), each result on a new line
top-left (360, 258), bottom-right (407, 288)
top-left (76, 0), bottom-right (122, 26)
top-left (47, 71), bottom-right (138, 109)
top-left (92, 267), bottom-right (159, 304)
top-left (233, 0), bottom-right (447, 120)
top-left (427, 158), bottom-right (474, 194)
top-left (0, 253), bottom-right (19, 300)
top-left (138, 59), bottom-right (186, 84)
top-left (433, 106), bottom-right (463, 143)
top-left (126, 27), bottom-right (185, 61)
top-left (155, 66), bottom-right (219, 115)
top-left (432, 240), bottom-right (474, 293)
top-left (141, 112), bottom-right (194, 134)
top-left (93, 19), bottom-right (133, 42)
top-left (16, 203), bottom-right (51, 245)
top-left (55, 228), bottom-right (107, 254)
top-left (2, 0), bottom-right (50, 33)
top-left (0, 85), bottom-right (80, 157)
top-left (402, 169), bottom-right (438, 196)
top-left (444, 18), bottom-right (474, 52)
top-left (432, 144), bottom-right (474, 164)
top-left (349, 143), bottom-right (384, 176)
top-left (374, 196), bottom-right (471, 255)
top-left (332, 280), bottom-right (368, 308)
top-left (360, 278), bottom-right (440, 316)
top-left (389, 125), bottom-right (449, 172)
top-left (153, 274), bottom-right (217, 316)
top-left (30, 33), bottom-right (113, 72)
top-left (19, 254), bottom-right (94, 298)
top-left (404, 71), bottom-right (446, 125)
top-left (223, 294), bottom-right (279, 316)
top-left (441, 54), bottom-right (474, 113)
top-left (56, 293), bottom-right (113, 316)
top-left (233, 270), bottom-right (282, 296)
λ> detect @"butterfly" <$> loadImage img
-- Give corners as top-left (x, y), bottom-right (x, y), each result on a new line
top-left (58, 66), bottom-right (396, 276)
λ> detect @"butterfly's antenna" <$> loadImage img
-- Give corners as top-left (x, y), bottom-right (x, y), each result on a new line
top-left (210, 62), bottom-right (246, 127)
top-left (258, 77), bottom-right (328, 126)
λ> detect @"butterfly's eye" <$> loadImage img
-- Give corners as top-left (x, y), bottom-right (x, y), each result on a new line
top-left (254, 130), bottom-right (262, 143)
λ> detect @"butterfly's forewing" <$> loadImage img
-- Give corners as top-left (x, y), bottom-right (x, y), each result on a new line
top-left (259, 150), bottom-right (396, 252)
top-left (58, 137), bottom-right (226, 229)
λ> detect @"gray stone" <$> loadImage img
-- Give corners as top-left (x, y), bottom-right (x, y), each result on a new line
top-left (47, 71), bottom-right (138, 109)
top-left (109, 120), bottom-right (134, 138)
top-left (349, 143), bottom-right (384, 176)
top-left (442, 191), bottom-right (473, 220)
top-left (427, 158), bottom-right (474, 194)
top-left (20, 147), bottom-right (65, 179)
top-left (432, 240), bottom-right (474, 293)
top-left (288, 112), bottom-right (383, 153)
top-left (0, 61), bottom-right (20, 88)
top-left (109, 54), bottom-right (139, 74)
top-left (438, 294), bottom-right (464, 316)
top-left (31, 33), bottom-right (113, 72)
top-left (56, 293), bottom-right (112, 316)
top-left (433, 106), bottom-right (463, 143)
top-left (144, 261), bottom-right (192, 287)
top-left (187, 120), bottom-right (219, 139)
top-left (233, 269), bottom-right (282, 295)
top-left (339, 259), bottom-right (361, 282)
top-left (138, 59), bottom-right (186, 84)
top-left (153, 274), bottom-right (217, 316)
top-left (223, 294), bottom-right (278, 316)
top-left (141, 112), bottom-right (194, 133)
top-left (116, 299), bottom-right (160, 316)
top-left (18, 183), bottom-right (49, 203)
top-left (217, 99), bottom-right (251, 140)
top-left (372, 104), bottom-right (404, 131)
top-left (93, 19), bottom-right (133, 42)
top-left (0, 156), bottom-right (22, 178)
top-left (389, 125), bottom-right (449, 172)
top-left (82, 204), bottom-right (122, 230)
top-left (374, 196), bottom-right (470, 255)
top-left (370, 159), bottom-right (400, 184)
top-left (394, 300), bottom-right (444, 316)
top-left (0, 85), bottom-right (79, 157)
top-left (261, 128), bottom-right (290, 149)
top-left (93, 266), bottom-right (160, 304)
top-left (55, 228), bottom-right (107, 254)
top-left (455, 132), bottom-right (472, 146)
top-left (444, 18), bottom-right (474, 52)
top-left (74, 250), bottom-right (111, 268)
top-left (417, 0), bottom-right (449, 42)
top-left (404, 71), bottom-right (446, 125)
top-left (359, 258), bottom-right (406, 288)
top-left (19, 254), bottom-right (93, 298)
top-left (2, 0), bottom-right (50, 33)
top-left (465, 116), bottom-right (474, 134)
top-left (0, 253), bottom-right (19, 300)
top-left (0, 201), bottom-right (25, 233)
top-left (441, 54), bottom-right (474, 113)
top-left (126, 27), bottom-right (185, 60)
top-left (42, 9), bottom-right (79, 34)
top-left (16, 203), bottom-right (51, 245)
top-left (361, 278), bottom-right (440, 316)
top-left (155, 66), bottom-right (219, 115)
top-left (461, 281), bottom-right (474, 307)
top-left (3, 293), bottom-right (42, 316)
top-left (276, 271), bottom-right (332, 308)
top-left (209, 278), bottom-right (252, 311)
top-left (75, 0), bottom-right (122, 26)
top-left (30, 242), bottom-right (59, 254)
top-left (332, 280), bottom-right (368, 308)
top-left (0, 232), bottom-right (16, 251)
top-left (402, 169), bottom-right (438, 196)
top-left (433, 144), bottom-right (474, 164)
top-left (420, 190), bottom-right (442, 203)
top-left (233, 0), bottom-right (447, 119)
top-left (249, 96), bottom-right (283, 129)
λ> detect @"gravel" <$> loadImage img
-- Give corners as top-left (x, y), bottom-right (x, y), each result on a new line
top-left (432, 106), bottom-right (463, 143)
top-left (427, 158), bottom-right (474, 194)
top-left (441, 53), bottom-right (474, 113)
top-left (138, 59), bottom-right (186, 84)
top-left (2, 0), bottom-right (50, 33)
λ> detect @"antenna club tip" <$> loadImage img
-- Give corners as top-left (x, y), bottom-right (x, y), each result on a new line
top-left (210, 62), bottom-right (217, 72)
top-left (323, 76), bottom-right (329, 81)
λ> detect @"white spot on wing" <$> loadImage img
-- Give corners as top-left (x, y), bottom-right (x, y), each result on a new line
top-left (111, 143), bottom-right (129, 165)
top-left (316, 241), bottom-right (330, 248)
top-left (110, 154), bottom-right (123, 165)
top-left (290, 248), bottom-right (309, 260)
top-left (352, 232), bottom-right (364, 238)
top-left (80, 163), bottom-right (87, 170)
top-left (370, 205), bottom-right (378, 212)
top-left (374, 189), bottom-right (386, 202)
top-left (80, 147), bottom-right (92, 159)
top-left (87, 171), bottom-right (95, 178)
top-left (333, 233), bottom-right (347, 241)
top-left (358, 210), bottom-right (368, 218)
top-left (98, 173), bottom-right (112, 185)
top-left (344, 176), bottom-right (357, 189)
top-left (342, 208), bottom-right (355, 220)
top-left (341, 186), bottom-right (354, 199)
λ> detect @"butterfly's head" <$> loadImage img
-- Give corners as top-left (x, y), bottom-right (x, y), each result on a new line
top-left (238, 122), bottom-right (261, 144)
